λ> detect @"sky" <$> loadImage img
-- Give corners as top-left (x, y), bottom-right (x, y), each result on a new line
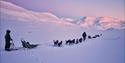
top-left (5, 0), bottom-right (125, 20)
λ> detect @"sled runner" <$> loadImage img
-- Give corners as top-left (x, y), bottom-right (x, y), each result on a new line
top-left (5, 41), bottom-right (19, 51)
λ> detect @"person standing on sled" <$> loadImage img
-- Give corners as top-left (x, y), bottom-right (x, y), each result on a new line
top-left (5, 30), bottom-right (13, 51)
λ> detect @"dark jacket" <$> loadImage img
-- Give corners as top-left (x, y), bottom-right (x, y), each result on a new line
top-left (5, 33), bottom-right (12, 43)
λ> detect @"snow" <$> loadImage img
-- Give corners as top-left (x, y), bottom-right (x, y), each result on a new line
top-left (0, 1), bottom-right (124, 63)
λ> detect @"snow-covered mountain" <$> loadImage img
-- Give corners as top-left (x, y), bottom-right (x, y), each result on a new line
top-left (96, 17), bottom-right (125, 30)
top-left (0, 0), bottom-right (73, 26)
top-left (74, 16), bottom-right (125, 30)
top-left (0, 0), bottom-right (125, 30)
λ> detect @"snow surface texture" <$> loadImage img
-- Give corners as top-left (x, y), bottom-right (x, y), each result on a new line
top-left (0, 0), bottom-right (125, 63)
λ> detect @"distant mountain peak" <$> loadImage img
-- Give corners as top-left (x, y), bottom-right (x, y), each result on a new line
top-left (1, 0), bottom-right (125, 30)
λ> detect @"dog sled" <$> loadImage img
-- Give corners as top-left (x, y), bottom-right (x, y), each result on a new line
top-left (21, 39), bottom-right (39, 49)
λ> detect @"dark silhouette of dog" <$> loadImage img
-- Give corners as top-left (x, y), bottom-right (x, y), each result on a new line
top-left (58, 41), bottom-right (63, 47)
top-left (70, 39), bottom-right (76, 45)
top-left (65, 39), bottom-right (74, 45)
top-left (96, 34), bottom-right (102, 37)
top-left (53, 40), bottom-right (59, 46)
top-left (79, 38), bottom-right (83, 43)
top-left (66, 40), bottom-right (71, 45)
top-left (92, 34), bottom-right (102, 38)
top-left (82, 32), bottom-right (87, 41)
top-left (65, 40), bottom-right (69, 45)
top-left (92, 36), bottom-right (96, 38)
top-left (75, 39), bottom-right (79, 44)
top-left (53, 40), bottom-right (63, 47)
top-left (88, 35), bottom-right (92, 39)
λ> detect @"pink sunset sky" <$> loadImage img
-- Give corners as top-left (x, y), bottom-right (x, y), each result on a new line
top-left (5, 0), bottom-right (125, 20)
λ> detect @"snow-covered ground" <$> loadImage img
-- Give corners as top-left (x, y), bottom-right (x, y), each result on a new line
top-left (0, 0), bottom-right (124, 63)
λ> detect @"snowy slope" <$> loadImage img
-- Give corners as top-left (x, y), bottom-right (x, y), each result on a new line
top-left (0, 1), bottom-right (124, 63)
